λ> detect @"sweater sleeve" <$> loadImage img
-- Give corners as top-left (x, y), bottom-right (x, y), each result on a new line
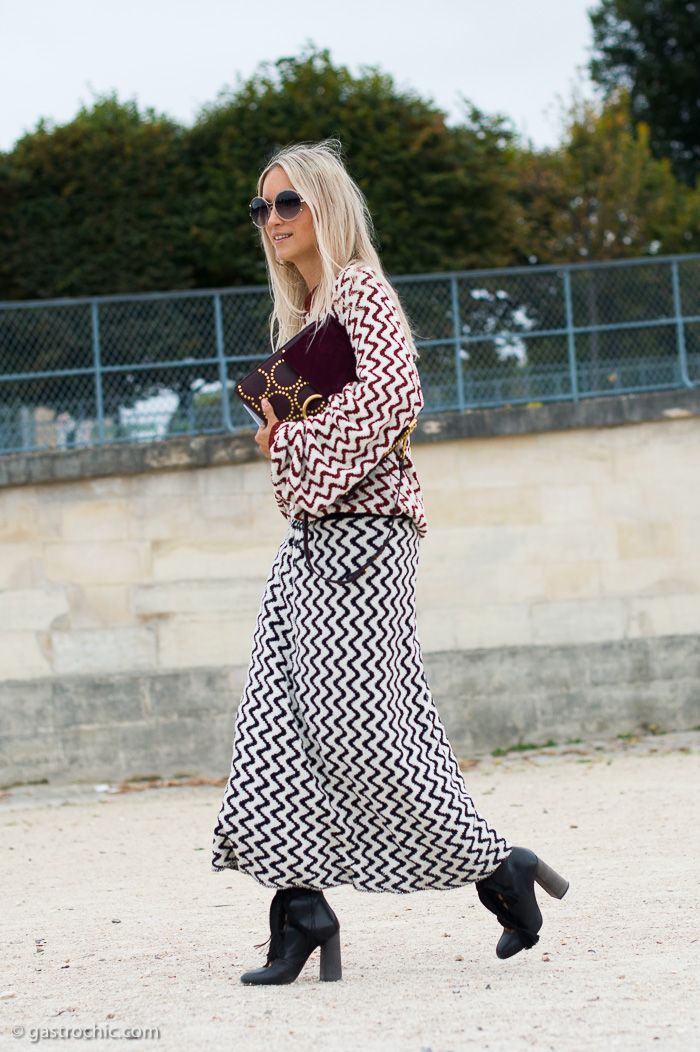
top-left (269, 266), bottom-right (423, 520)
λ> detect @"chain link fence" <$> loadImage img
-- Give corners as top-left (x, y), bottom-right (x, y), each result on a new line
top-left (1, 255), bottom-right (699, 455)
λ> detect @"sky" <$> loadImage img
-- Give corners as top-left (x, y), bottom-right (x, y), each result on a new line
top-left (0, 0), bottom-right (599, 153)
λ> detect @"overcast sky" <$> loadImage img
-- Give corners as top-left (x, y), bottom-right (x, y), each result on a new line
top-left (1, 0), bottom-right (598, 153)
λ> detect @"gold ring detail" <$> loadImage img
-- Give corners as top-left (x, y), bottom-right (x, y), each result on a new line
top-left (301, 394), bottom-right (324, 419)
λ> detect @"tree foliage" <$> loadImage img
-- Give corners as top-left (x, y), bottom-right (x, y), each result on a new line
top-left (185, 48), bottom-right (518, 286)
top-left (589, 0), bottom-right (700, 186)
top-left (1, 44), bottom-right (700, 313)
top-left (0, 49), bottom-right (518, 302)
top-left (0, 97), bottom-right (194, 300)
top-left (511, 91), bottom-right (700, 264)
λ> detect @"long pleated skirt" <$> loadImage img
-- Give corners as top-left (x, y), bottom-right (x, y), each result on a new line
top-left (212, 514), bottom-right (511, 892)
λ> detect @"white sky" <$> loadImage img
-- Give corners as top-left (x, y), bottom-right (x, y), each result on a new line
top-left (1, 0), bottom-right (597, 153)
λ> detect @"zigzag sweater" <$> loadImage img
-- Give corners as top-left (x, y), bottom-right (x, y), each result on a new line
top-left (269, 265), bottom-right (428, 537)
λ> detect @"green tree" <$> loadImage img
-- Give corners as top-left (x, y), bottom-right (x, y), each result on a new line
top-left (510, 91), bottom-right (700, 391)
top-left (0, 96), bottom-right (194, 301)
top-left (512, 91), bottom-right (700, 265)
top-left (0, 98), bottom-right (210, 431)
top-left (589, 0), bottom-right (700, 186)
top-left (0, 49), bottom-right (522, 303)
top-left (186, 47), bottom-right (518, 287)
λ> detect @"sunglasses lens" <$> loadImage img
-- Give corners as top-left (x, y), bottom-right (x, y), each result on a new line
top-left (250, 198), bottom-right (269, 228)
top-left (274, 190), bottom-right (303, 221)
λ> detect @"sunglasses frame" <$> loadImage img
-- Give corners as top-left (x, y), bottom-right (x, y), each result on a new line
top-left (249, 190), bottom-right (306, 228)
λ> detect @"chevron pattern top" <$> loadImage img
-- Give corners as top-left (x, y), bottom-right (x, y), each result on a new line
top-left (270, 265), bottom-right (428, 536)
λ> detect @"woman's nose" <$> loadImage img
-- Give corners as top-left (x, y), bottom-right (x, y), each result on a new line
top-left (267, 206), bottom-right (282, 230)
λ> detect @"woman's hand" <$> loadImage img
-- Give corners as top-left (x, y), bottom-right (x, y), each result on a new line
top-left (255, 398), bottom-right (280, 460)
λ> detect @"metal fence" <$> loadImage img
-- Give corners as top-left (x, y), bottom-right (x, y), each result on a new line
top-left (1, 254), bottom-right (699, 455)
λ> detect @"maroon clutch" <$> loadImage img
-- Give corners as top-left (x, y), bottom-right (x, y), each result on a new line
top-left (235, 316), bottom-right (358, 426)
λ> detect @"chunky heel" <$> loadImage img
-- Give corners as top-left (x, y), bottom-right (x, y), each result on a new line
top-left (241, 889), bottom-right (341, 986)
top-left (534, 857), bottom-right (569, 900)
top-left (319, 931), bottom-right (342, 982)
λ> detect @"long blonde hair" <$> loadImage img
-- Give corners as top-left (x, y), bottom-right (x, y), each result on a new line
top-left (255, 140), bottom-right (416, 356)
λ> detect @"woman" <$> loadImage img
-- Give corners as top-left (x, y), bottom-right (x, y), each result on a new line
top-left (212, 140), bottom-right (568, 985)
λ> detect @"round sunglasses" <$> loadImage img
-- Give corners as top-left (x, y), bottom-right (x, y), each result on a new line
top-left (249, 190), bottom-right (305, 229)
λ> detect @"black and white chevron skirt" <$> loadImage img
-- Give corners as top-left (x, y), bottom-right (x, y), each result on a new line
top-left (212, 514), bottom-right (511, 892)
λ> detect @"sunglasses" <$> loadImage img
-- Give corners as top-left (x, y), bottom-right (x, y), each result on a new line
top-left (249, 190), bottom-right (305, 229)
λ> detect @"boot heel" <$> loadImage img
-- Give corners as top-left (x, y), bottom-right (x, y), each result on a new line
top-left (535, 857), bottom-right (569, 900)
top-left (319, 931), bottom-right (342, 982)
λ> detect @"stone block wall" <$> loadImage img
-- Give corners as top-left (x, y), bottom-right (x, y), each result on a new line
top-left (416, 420), bottom-right (700, 653)
top-left (0, 461), bottom-right (283, 683)
top-left (1, 401), bottom-right (699, 784)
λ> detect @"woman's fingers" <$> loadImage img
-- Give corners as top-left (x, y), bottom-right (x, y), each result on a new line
top-left (261, 397), bottom-right (279, 424)
top-left (255, 398), bottom-right (280, 459)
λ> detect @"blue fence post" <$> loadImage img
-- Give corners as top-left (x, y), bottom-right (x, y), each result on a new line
top-left (562, 267), bottom-right (579, 403)
top-left (670, 259), bottom-right (694, 388)
top-left (90, 301), bottom-right (105, 444)
top-left (213, 293), bottom-right (235, 431)
top-left (450, 275), bottom-right (466, 412)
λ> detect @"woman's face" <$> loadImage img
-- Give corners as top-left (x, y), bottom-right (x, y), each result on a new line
top-left (261, 166), bottom-right (320, 286)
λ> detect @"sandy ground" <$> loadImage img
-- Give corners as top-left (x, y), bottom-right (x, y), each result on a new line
top-left (2, 732), bottom-right (699, 1052)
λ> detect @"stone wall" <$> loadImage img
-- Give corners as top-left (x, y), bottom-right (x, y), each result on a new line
top-left (1, 392), bottom-right (699, 785)
top-left (416, 418), bottom-right (700, 653)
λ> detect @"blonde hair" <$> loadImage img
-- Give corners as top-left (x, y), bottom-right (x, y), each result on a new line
top-left (255, 139), bottom-right (416, 356)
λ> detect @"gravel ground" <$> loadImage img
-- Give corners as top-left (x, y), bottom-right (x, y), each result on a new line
top-left (2, 731), bottom-right (699, 1052)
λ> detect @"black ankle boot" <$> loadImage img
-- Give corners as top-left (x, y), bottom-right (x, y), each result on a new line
top-left (476, 847), bottom-right (569, 960)
top-left (240, 888), bottom-right (342, 986)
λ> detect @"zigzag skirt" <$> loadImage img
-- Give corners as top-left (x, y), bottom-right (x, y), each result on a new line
top-left (212, 514), bottom-right (511, 892)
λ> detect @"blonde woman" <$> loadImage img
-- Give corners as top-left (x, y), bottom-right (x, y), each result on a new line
top-left (212, 140), bottom-right (568, 985)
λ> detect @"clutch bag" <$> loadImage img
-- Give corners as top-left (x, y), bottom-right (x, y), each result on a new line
top-left (235, 315), bottom-right (358, 426)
